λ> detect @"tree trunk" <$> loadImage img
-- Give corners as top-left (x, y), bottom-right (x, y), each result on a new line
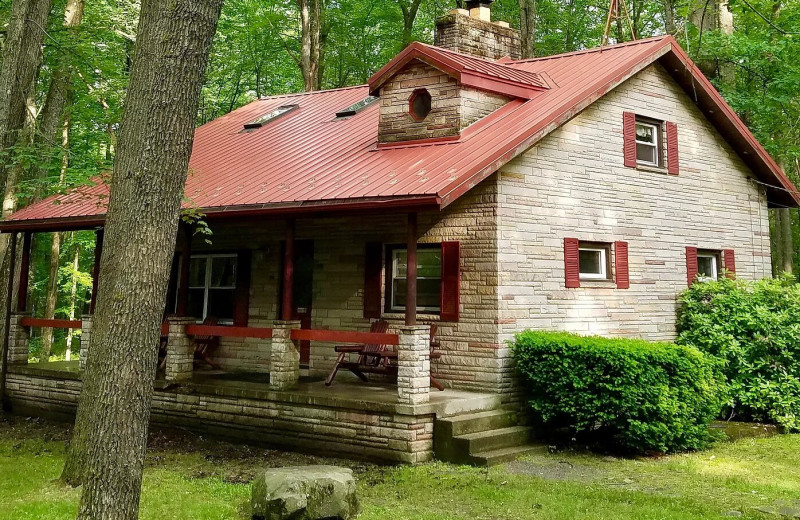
top-left (40, 232), bottom-right (62, 362)
top-left (0, 0), bottom-right (53, 191)
top-left (771, 209), bottom-right (784, 277)
top-left (299, 0), bottom-right (322, 91)
top-left (398, 0), bottom-right (422, 47)
top-left (60, 3), bottom-right (223, 519)
top-left (778, 208), bottom-right (794, 274)
top-left (66, 239), bottom-right (80, 361)
top-left (518, 0), bottom-right (536, 58)
top-left (663, 0), bottom-right (676, 34)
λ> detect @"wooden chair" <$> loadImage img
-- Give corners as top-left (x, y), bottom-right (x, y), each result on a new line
top-left (325, 320), bottom-right (390, 386)
top-left (193, 316), bottom-right (221, 370)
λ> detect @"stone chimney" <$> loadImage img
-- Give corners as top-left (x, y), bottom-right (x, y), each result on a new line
top-left (434, 1), bottom-right (521, 60)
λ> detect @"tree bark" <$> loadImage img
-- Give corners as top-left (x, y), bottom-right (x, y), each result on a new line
top-left (398, 0), bottom-right (422, 47)
top-left (771, 209), bottom-right (784, 277)
top-left (0, 0), bottom-right (53, 190)
top-left (40, 232), bottom-right (62, 361)
top-left (663, 0), bottom-right (676, 34)
top-left (65, 239), bottom-right (80, 361)
top-left (299, 0), bottom-right (322, 91)
top-left (778, 208), bottom-right (794, 274)
top-left (60, 3), bottom-right (223, 519)
top-left (518, 0), bottom-right (536, 58)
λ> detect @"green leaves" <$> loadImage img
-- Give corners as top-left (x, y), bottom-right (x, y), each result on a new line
top-left (678, 275), bottom-right (800, 431)
top-left (513, 331), bottom-right (725, 454)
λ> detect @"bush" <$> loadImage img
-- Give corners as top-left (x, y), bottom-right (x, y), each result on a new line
top-left (677, 275), bottom-right (800, 431)
top-left (513, 331), bottom-right (726, 454)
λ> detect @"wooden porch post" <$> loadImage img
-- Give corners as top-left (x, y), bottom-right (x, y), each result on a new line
top-left (89, 228), bottom-right (104, 314)
top-left (406, 212), bottom-right (417, 326)
top-left (176, 224), bottom-right (192, 316)
top-left (281, 218), bottom-right (295, 321)
top-left (16, 232), bottom-right (31, 313)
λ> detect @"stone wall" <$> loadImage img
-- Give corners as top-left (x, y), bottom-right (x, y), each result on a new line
top-left (495, 63), bottom-right (772, 355)
top-left (184, 177), bottom-right (503, 394)
top-left (461, 88), bottom-right (509, 128)
top-left (434, 12), bottom-right (521, 60)
top-left (4, 371), bottom-right (434, 463)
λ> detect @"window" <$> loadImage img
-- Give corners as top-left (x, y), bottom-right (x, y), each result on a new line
top-left (409, 89), bottom-right (432, 121)
top-left (184, 254), bottom-right (238, 322)
top-left (242, 104), bottom-right (298, 130)
top-left (578, 242), bottom-right (611, 280)
top-left (635, 119), bottom-right (662, 167)
top-left (696, 251), bottom-right (719, 281)
top-left (386, 245), bottom-right (441, 312)
top-left (335, 96), bottom-right (378, 118)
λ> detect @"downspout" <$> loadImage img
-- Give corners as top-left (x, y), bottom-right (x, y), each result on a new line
top-left (0, 231), bottom-right (18, 411)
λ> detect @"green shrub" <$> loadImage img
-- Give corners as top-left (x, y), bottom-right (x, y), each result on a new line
top-left (677, 275), bottom-right (800, 431)
top-left (513, 331), bottom-right (726, 453)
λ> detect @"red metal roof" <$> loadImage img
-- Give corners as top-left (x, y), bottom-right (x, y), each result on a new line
top-left (368, 42), bottom-right (549, 99)
top-left (4, 36), bottom-right (797, 231)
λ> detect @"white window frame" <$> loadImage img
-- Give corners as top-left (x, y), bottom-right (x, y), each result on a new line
top-left (177, 253), bottom-right (238, 324)
top-left (578, 246), bottom-right (609, 280)
top-left (635, 120), bottom-right (661, 167)
top-left (389, 247), bottom-right (442, 313)
top-left (696, 252), bottom-right (719, 282)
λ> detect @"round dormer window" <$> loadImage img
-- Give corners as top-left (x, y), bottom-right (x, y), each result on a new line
top-left (409, 89), bottom-right (432, 121)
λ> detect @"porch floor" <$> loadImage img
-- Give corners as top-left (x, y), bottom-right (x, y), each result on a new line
top-left (10, 361), bottom-right (502, 418)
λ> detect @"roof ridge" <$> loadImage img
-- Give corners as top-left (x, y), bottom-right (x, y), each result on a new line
top-left (257, 84), bottom-right (368, 101)
top-left (509, 35), bottom-right (671, 64)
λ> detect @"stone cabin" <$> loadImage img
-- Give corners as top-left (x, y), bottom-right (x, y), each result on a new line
top-left (1, 2), bottom-right (797, 463)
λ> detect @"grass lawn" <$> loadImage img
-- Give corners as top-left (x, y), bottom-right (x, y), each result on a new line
top-left (0, 415), bottom-right (797, 520)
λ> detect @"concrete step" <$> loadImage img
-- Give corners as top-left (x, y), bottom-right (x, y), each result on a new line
top-left (440, 409), bottom-right (519, 437)
top-left (456, 425), bottom-right (534, 454)
top-left (469, 444), bottom-right (548, 467)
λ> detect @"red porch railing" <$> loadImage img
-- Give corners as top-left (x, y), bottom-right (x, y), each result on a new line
top-left (20, 317), bottom-right (82, 329)
top-left (184, 324), bottom-right (273, 339)
top-left (290, 328), bottom-right (399, 345)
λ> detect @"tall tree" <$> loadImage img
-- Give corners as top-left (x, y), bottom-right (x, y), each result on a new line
top-left (60, 2), bottom-right (223, 519)
top-left (39, 0), bottom-right (85, 362)
top-left (298, 0), bottom-right (324, 91)
top-left (518, 0), bottom-right (536, 58)
top-left (397, 0), bottom-right (422, 46)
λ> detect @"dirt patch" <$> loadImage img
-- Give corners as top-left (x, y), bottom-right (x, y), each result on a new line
top-left (505, 459), bottom-right (605, 482)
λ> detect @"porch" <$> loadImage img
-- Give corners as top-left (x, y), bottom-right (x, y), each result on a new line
top-left (4, 360), bottom-right (501, 463)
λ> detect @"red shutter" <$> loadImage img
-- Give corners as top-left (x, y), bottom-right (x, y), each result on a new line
top-left (615, 241), bottom-right (630, 289)
top-left (686, 246), bottom-right (698, 287)
top-left (440, 241), bottom-right (461, 322)
top-left (363, 242), bottom-right (383, 319)
top-left (233, 249), bottom-right (252, 326)
top-left (666, 121), bottom-right (679, 175)
top-left (623, 112), bottom-right (637, 168)
top-left (564, 238), bottom-right (581, 288)
top-left (723, 249), bottom-right (736, 277)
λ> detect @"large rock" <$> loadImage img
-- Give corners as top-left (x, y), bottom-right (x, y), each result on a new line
top-left (251, 465), bottom-right (359, 520)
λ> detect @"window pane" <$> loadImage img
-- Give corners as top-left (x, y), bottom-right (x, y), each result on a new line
top-left (210, 257), bottom-right (236, 288)
top-left (418, 279), bottom-right (441, 309)
top-left (392, 279), bottom-right (407, 308)
top-left (188, 257), bottom-right (207, 287)
top-left (207, 288), bottom-right (235, 320)
top-left (579, 249), bottom-right (603, 275)
top-left (636, 142), bottom-right (657, 164)
top-left (697, 256), bottom-right (716, 279)
top-left (394, 251), bottom-right (407, 278)
top-left (418, 250), bottom-right (442, 278)
top-left (187, 288), bottom-right (206, 319)
top-left (636, 123), bottom-right (655, 143)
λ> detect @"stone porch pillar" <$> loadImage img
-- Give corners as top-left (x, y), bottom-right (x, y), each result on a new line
top-left (397, 324), bottom-right (431, 405)
top-left (8, 313), bottom-right (30, 365)
top-left (165, 317), bottom-right (196, 382)
top-left (79, 315), bottom-right (92, 370)
top-left (270, 320), bottom-right (301, 390)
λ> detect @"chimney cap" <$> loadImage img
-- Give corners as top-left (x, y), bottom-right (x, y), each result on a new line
top-left (465, 0), bottom-right (493, 9)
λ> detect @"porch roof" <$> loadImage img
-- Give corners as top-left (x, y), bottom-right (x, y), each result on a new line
top-left (2, 36), bottom-right (796, 232)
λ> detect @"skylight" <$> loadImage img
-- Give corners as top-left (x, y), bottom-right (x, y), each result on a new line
top-left (243, 104), bottom-right (298, 130)
top-left (335, 96), bottom-right (378, 118)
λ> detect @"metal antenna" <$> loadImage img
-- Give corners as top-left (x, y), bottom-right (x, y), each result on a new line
top-left (601, 0), bottom-right (637, 46)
